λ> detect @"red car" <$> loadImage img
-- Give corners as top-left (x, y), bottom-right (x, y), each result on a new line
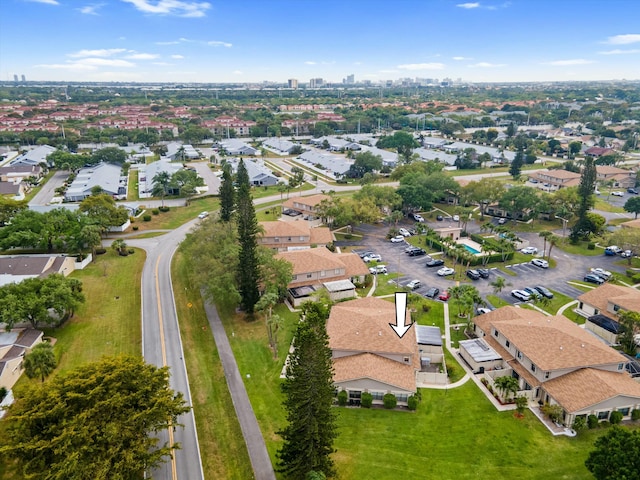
top-left (438, 291), bottom-right (451, 301)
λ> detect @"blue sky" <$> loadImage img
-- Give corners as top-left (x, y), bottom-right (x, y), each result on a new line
top-left (1, 0), bottom-right (639, 84)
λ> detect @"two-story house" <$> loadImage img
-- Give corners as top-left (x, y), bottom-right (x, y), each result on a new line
top-left (0, 328), bottom-right (44, 390)
top-left (528, 169), bottom-right (581, 191)
top-left (595, 165), bottom-right (636, 189)
top-left (327, 297), bottom-right (419, 406)
top-left (281, 194), bottom-right (331, 224)
top-left (259, 221), bottom-right (333, 252)
top-left (468, 307), bottom-right (640, 426)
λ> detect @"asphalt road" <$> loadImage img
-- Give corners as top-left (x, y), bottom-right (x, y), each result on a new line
top-left (28, 170), bottom-right (68, 206)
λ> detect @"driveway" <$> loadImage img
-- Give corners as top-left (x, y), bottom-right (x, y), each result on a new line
top-left (28, 170), bottom-right (68, 206)
top-left (188, 160), bottom-right (220, 195)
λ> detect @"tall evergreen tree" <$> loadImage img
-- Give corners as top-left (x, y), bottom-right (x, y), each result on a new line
top-left (570, 156), bottom-right (597, 241)
top-left (509, 149), bottom-right (524, 179)
top-left (219, 162), bottom-right (235, 222)
top-left (277, 302), bottom-right (338, 479)
top-left (235, 159), bottom-right (260, 314)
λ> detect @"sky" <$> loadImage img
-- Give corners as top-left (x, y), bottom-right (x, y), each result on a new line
top-left (1, 0), bottom-right (639, 84)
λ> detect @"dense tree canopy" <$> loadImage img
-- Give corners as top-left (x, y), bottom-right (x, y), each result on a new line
top-left (397, 172), bottom-right (459, 212)
top-left (0, 356), bottom-right (190, 480)
top-left (345, 151), bottom-right (383, 178)
top-left (624, 196), bottom-right (640, 218)
top-left (585, 427), bottom-right (640, 480)
top-left (91, 146), bottom-right (127, 165)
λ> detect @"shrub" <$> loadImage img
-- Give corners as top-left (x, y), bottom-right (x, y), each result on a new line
top-left (632, 273), bottom-right (640, 283)
top-left (0, 386), bottom-right (7, 402)
top-left (383, 393), bottom-right (397, 409)
top-left (152, 209), bottom-right (160, 215)
top-left (95, 248), bottom-right (107, 255)
top-left (127, 249), bottom-right (135, 255)
top-left (632, 409), bottom-right (640, 421)
top-left (610, 411), bottom-right (623, 425)
top-left (407, 395), bottom-right (419, 411)
top-left (361, 392), bottom-right (373, 408)
top-left (541, 403), bottom-right (563, 423)
top-left (572, 416), bottom-right (587, 431)
top-left (421, 303), bottom-right (431, 313)
top-left (143, 215), bottom-right (152, 222)
top-left (159, 206), bottom-right (170, 212)
top-left (587, 242), bottom-right (596, 250)
top-left (132, 225), bottom-right (139, 231)
top-left (118, 250), bottom-right (129, 256)
top-left (337, 390), bottom-right (348, 407)
top-left (587, 414), bottom-right (599, 429)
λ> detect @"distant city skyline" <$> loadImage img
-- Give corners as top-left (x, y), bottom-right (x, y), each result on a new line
top-left (1, 0), bottom-right (639, 84)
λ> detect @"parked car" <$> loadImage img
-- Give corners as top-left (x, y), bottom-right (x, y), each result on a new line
top-left (369, 265), bottom-right (387, 275)
top-left (477, 268), bottom-right (490, 279)
top-left (533, 286), bottom-right (554, 299)
top-left (407, 248), bottom-right (427, 257)
top-left (511, 289), bottom-right (531, 301)
top-left (498, 217), bottom-right (507, 225)
top-left (605, 245), bottom-right (622, 255)
top-left (611, 191), bottom-right (624, 197)
top-left (589, 267), bottom-right (611, 281)
top-left (363, 254), bottom-right (382, 263)
top-left (466, 269), bottom-right (481, 280)
top-left (398, 228), bottom-right (411, 237)
top-left (621, 250), bottom-right (633, 258)
top-left (628, 187), bottom-right (639, 194)
top-left (424, 287), bottom-right (440, 299)
top-left (437, 267), bottom-right (455, 276)
top-left (531, 258), bottom-right (549, 268)
top-left (358, 251), bottom-right (375, 259)
top-left (425, 258), bottom-right (445, 267)
top-left (406, 279), bottom-right (421, 290)
top-left (584, 274), bottom-right (605, 285)
top-left (436, 215), bottom-right (444, 221)
top-left (197, 211), bottom-right (209, 219)
top-left (521, 246), bottom-right (538, 255)
top-left (438, 290), bottom-right (451, 301)
top-left (523, 287), bottom-right (542, 300)
top-left (410, 212), bottom-right (425, 222)
top-left (452, 214), bottom-right (460, 222)
top-left (390, 235), bottom-right (405, 243)
top-left (476, 307), bottom-right (492, 315)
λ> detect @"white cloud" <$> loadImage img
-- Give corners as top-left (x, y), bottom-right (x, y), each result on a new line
top-left (79, 4), bottom-right (104, 15)
top-left (397, 63), bottom-right (445, 70)
top-left (545, 59), bottom-right (594, 66)
top-left (207, 41), bottom-right (232, 47)
top-left (26, 0), bottom-right (59, 5)
top-left (171, 54), bottom-right (184, 59)
top-left (304, 61), bottom-right (317, 65)
top-left (379, 69), bottom-right (399, 74)
top-left (152, 62), bottom-right (172, 66)
top-left (156, 40), bottom-right (182, 45)
top-left (468, 62), bottom-right (506, 68)
top-left (598, 49), bottom-right (640, 55)
top-left (233, 70), bottom-right (242, 75)
top-left (452, 56), bottom-right (472, 61)
top-left (75, 58), bottom-right (136, 67)
top-left (34, 63), bottom-right (97, 71)
top-left (604, 34), bottom-right (640, 45)
top-left (122, 0), bottom-right (211, 17)
top-left (457, 2), bottom-right (480, 8)
top-left (125, 53), bottom-right (160, 60)
top-left (68, 48), bottom-right (126, 58)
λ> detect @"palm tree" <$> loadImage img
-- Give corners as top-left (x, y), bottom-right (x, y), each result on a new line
top-left (490, 276), bottom-right (508, 294)
top-left (152, 171), bottom-right (171, 207)
top-left (111, 239), bottom-right (128, 255)
top-left (547, 234), bottom-right (560, 260)
top-left (23, 342), bottom-right (57, 382)
top-left (539, 230), bottom-right (552, 258)
top-left (494, 375), bottom-right (519, 402)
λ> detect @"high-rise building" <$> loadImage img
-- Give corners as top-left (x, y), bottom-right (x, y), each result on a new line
top-left (21, 74), bottom-right (26, 82)
top-left (346, 74), bottom-right (354, 84)
top-left (309, 78), bottom-right (324, 88)
top-left (13, 74), bottom-right (18, 82)
top-left (288, 78), bottom-right (298, 89)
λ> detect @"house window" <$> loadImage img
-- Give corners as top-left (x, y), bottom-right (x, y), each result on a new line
top-left (299, 236), bottom-right (305, 241)
top-left (619, 408), bottom-right (630, 416)
top-left (545, 371), bottom-right (550, 379)
top-left (530, 363), bottom-right (536, 373)
top-left (334, 268), bottom-right (340, 274)
top-left (306, 273), bottom-right (312, 279)
top-left (494, 329), bottom-right (499, 338)
top-left (287, 237), bottom-right (292, 242)
top-left (597, 411), bottom-right (609, 420)
top-left (578, 302), bottom-right (583, 310)
top-left (613, 304), bottom-right (620, 312)
top-left (371, 392), bottom-right (384, 401)
top-left (618, 363), bottom-right (624, 371)
top-left (516, 350), bottom-right (523, 360)
top-left (274, 237), bottom-right (280, 242)
top-left (403, 357), bottom-right (410, 363)
top-left (292, 275), bottom-right (297, 280)
top-left (395, 394), bottom-right (409, 403)
top-left (505, 340), bottom-right (510, 348)
top-left (320, 270), bottom-right (325, 277)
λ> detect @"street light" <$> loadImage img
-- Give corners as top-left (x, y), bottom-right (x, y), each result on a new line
top-left (555, 215), bottom-right (569, 238)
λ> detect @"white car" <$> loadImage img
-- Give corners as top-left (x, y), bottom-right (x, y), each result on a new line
top-left (531, 258), bottom-right (549, 268)
top-left (369, 265), bottom-right (387, 275)
top-left (621, 250), bottom-right (633, 258)
top-left (498, 218), bottom-right (507, 225)
top-left (521, 247), bottom-right (538, 255)
top-left (406, 279), bottom-right (421, 290)
top-left (398, 228), bottom-right (411, 237)
top-left (611, 191), bottom-right (624, 197)
top-left (589, 267), bottom-right (611, 280)
top-left (437, 267), bottom-right (455, 276)
top-left (363, 254), bottom-right (382, 263)
top-left (511, 289), bottom-right (531, 301)
top-left (452, 215), bottom-right (460, 222)
top-left (412, 213), bottom-right (425, 223)
top-left (390, 235), bottom-right (405, 243)
top-left (197, 211), bottom-right (209, 219)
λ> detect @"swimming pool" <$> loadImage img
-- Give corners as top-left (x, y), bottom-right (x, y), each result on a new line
top-left (463, 244), bottom-right (481, 254)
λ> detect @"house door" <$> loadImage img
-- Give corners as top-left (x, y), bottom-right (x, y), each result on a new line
top-left (349, 390), bottom-right (361, 406)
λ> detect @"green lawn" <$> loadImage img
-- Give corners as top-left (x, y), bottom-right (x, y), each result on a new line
top-left (487, 294), bottom-right (510, 309)
top-left (373, 273), bottom-right (403, 296)
top-left (555, 239), bottom-right (604, 257)
top-left (130, 196), bottom-right (220, 231)
top-left (127, 168), bottom-right (140, 201)
top-left (594, 198), bottom-right (626, 213)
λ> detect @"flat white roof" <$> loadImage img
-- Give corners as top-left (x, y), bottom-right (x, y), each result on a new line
top-left (459, 338), bottom-right (502, 363)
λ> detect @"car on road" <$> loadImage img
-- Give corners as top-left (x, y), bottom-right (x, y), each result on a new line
top-left (363, 254), bottom-right (382, 263)
top-left (611, 191), bottom-right (624, 197)
top-left (197, 211), bottom-right (209, 219)
top-left (406, 279), bottom-right (421, 290)
top-left (511, 289), bottom-right (531, 301)
top-left (523, 287), bottom-right (542, 300)
top-left (520, 246), bottom-right (538, 255)
top-left (407, 248), bottom-right (427, 257)
top-left (531, 258), bottom-right (549, 268)
top-left (424, 287), bottom-right (440, 299)
top-left (436, 215), bottom-right (444, 221)
top-left (410, 212), bottom-right (425, 222)
top-left (589, 267), bottom-right (611, 281)
top-left (534, 286), bottom-right (554, 299)
top-left (369, 265), bottom-right (387, 275)
top-left (628, 187), bottom-right (639, 194)
top-left (437, 267), bottom-right (455, 276)
top-left (466, 269), bottom-right (481, 280)
top-left (452, 214), bottom-right (460, 222)
top-left (398, 228), bottom-right (411, 237)
top-left (584, 273), bottom-right (605, 285)
top-left (605, 245), bottom-right (622, 255)
top-left (438, 290), bottom-right (451, 301)
top-left (425, 258), bottom-right (445, 267)
top-left (476, 307), bottom-right (492, 315)
top-left (498, 217), bottom-right (507, 225)
top-left (621, 250), bottom-right (633, 258)
top-left (477, 268), bottom-right (490, 278)
top-left (390, 235), bottom-right (405, 243)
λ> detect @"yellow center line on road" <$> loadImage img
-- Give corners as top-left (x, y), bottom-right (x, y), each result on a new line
top-left (155, 254), bottom-right (178, 480)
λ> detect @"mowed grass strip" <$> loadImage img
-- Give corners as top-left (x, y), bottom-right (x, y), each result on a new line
top-left (172, 252), bottom-right (253, 480)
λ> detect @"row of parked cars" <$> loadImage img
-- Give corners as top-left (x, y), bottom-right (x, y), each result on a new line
top-left (511, 285), bottom-right (554, 302)
top-left (584, 267), bottom-right (613, 285)
top-left (605, 245), bottom-right (633, 257)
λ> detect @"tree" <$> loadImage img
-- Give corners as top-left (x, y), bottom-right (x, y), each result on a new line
top-left (607, 228), bottom-right (640, 265)
top-left (490, 276), bottom-right (508, 294)
top-left (509, 149), bottom-right (524, 179)
top-left (0, 196), bottom-right (27, 226)
top-left (617, 310), bottom-right (640, 356)
top-left (494, 375), bottom-right (519, 401)
top-left (236, 159), bottom-right (261, 315)
top-left (277, 302), bottom-right (337, 479)
top-left (585, 426), bottom-right (640, 480)
top-left (539, 230), bottom-right (553, 258)
top-left (546, 234), bottom-right (560, 260)
top-left (79, 193), bottom-right (129, 234)
top-left (151, 170), bottom-right (171, 207)
top-left (376, 131), bottom-right (418, 163)
top-left (568, 141), bottom-right (582, 159)
top-left (91, 146), bottom-right (127, 165)
top-left (463, 178), bottom-right (505, 219)
top-left (219, 162), bottom-right (235, 222)
top-left (570, 156), bottom-right (597, 241)
top-left (506, 122), bottom-right (517, 138)
top-left (0, 356), bottom-right (190, 479)
top-left (624, 196), bottom-right (640, 219)
top-left (111, 238), bottom-right (128, 255)
top-left (498, 186), bottom-right (540, 221)
top-left (346, 151), bottom-right (383, 178)
top-left (23, 342), bottom-right (56, 382)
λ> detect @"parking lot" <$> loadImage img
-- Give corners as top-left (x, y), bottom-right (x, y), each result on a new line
top-left (346, 221), bottom-right (631, 309)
